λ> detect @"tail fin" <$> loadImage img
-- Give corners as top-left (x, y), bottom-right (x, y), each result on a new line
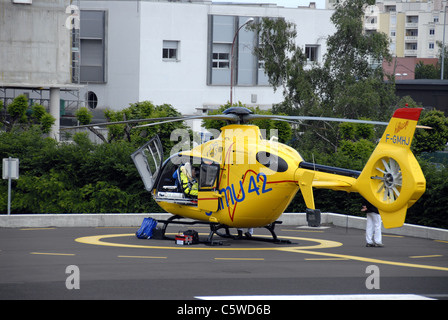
top-left (355, 108), bottom-right (426, 228)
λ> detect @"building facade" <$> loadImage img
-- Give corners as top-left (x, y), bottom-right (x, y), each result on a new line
top-left (363, 0), bottom-right (446, 59)
top-left (0, 0), bottom-right (335, 138)
top-left (0, 0), bottom-right (76, 140)
top-left (76, 0), bottom-right (335, 117)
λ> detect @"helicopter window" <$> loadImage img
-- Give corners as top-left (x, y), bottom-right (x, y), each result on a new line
top-left (199, 164), bottom-right (219, 189)
top-left (156, 159), bottom-right (180, 192)
top-left (156, 155), bottom-right (219, 192)
top-left (131, 135), bottom-right (164, 192)
top-left (256, 152), bottom-right (288, 173)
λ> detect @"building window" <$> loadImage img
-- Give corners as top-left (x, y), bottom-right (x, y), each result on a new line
top-left (429, 42), bottom-right (435, 50)
top-left (429, 28), bottom-right (435, 35)
top-left (212, 45), bottom-right (230, 69)
top-left (406, 16), bottom-right (418, 24)
top-left (389, 42), bottom-right (396, 54)
top-left (163, 41), bottom-right (179, 61)
top-left (86, 91), bottom-right (98, 109)
top-left (208, 15), bottom-right (268, 86)
top-left (390, 15), bottom-right (396, 26)
top-left (305, 45), bottom-right (319, 62)
top-left (80, 10), bottom-right (106, 83)
top-left (406, 29), bottom-right (418, 37)
top-left (208, 15), bottom-right (234, 85)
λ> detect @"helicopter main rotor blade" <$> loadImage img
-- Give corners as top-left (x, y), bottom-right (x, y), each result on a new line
top-left (60, 116), bottom-right (186, 131)
top-left (132, 114), bottom-right (240, 128)
top-left (60, 104), bottom-right (432, 132)
top-left (243, 114), bottom-right (432, 129)
top-left (243, 114), bottom-right (389, 126)
top-left (60, 114), bottom-right (240, 131)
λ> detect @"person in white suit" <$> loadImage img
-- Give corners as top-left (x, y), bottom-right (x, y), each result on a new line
top-left (361, 201), bottom-right (383, 247)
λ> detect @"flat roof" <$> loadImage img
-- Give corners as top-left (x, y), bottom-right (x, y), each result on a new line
top-left (0, 83), bottom-right (84, 90)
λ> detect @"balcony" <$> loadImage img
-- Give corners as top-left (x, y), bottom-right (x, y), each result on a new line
top-left (364, 23), bottom-right (378, 30)
top-left (404, 49), bottom-right (417, 56)
top-left (405, 36), bottom-right (418, 42)
top-left (405, 22), bottom-right (418, 28)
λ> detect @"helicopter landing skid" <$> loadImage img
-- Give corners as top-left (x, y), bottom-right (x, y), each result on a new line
top-left (154, 215), bottom-right (293, 246)
top-left (212, 221), bottom-right (293, 245)
top-left (154, 215), bottom-right (224, 246)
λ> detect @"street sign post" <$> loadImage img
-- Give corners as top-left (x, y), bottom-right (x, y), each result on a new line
top-left (2, 158), bottom-right (19, 215)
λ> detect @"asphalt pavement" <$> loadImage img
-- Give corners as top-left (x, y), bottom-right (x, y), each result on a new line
top-left (1, 224), bottom-right (447, 301)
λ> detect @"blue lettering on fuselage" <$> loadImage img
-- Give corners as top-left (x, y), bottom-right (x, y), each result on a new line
top-left (217, 172), bottom-right (272, 210)
top-left (385, 134), bottom-right (410, 146)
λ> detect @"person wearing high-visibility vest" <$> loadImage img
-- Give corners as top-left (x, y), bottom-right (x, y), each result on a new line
top-left (180, 163), bottom-right (198, 197)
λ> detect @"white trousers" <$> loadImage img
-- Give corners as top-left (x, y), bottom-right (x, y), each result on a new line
top-left (366, 212), bottom-right (382, 245)
top-left (237, 228), bottom-right (254, 235)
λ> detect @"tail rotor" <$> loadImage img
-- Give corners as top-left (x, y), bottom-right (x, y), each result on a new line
top-left (355, 108), bottom-right (426, 228)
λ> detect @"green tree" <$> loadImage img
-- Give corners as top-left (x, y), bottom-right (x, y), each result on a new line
top-left (412, 109), bottom-right (448, 155)
top-left (439, 40), bottom-right (448, 80)
top-left (323, 0), bottom-right (394, 121)
top-left (248, 18), bottom-right (318, 115)
top-left (6, 94), bottom-right (28, 125)
top-left (103, 101), bottom-right (191, 152)
top-left (325, 0), bottom-right (391, 79)
top-left (414, 42), bottom-right (448, 79)
top-left (407, 161), bottom-right (448, 229)
top-left (415, 61), bottom-right (439, 79)
top-left (248, 18), bottom-right (305, 96)
top-left (75, 107), bottom-right (93, 125)
top-left (0, 127), bottom-right (163, 214)
top-left (0, 94), bottom-right (55, 134)
top-left (251, 0), bottom-right (395, 154)
top-left (75, 106), bottom-right (107, 143)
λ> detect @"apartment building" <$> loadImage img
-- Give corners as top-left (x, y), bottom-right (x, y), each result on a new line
top-left (363, 0), bottom-right (446, 59)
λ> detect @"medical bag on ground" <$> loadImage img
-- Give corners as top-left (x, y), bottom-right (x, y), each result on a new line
top-left (183, 230), bottom-right (199, 244)
top-left (136, 217), bottom-right (158, 239)
top-left (175, 230), bottom-right (199, 245)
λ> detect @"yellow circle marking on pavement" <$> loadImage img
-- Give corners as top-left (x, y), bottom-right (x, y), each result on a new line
top-left (75, 233), bottom-right (448, 272)
top-left (279, 247), bottom-right (448, 272)
top-left (75, 233), bottom-right (342, 251)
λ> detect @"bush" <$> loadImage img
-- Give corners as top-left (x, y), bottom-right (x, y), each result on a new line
top-left (406, 160), bottom-right (448, 229)
top-left (285, 120), bottom-right (447, 229)
top-left (1, 95), bottom-right (55, 133)
top-left (0, 129), bottom-right (163, 214)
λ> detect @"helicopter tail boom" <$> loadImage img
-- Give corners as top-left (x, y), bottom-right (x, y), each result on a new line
top-left (295, 108), bottom-right (426, 229)
top-left (354, 107), bottom-right (426, 228)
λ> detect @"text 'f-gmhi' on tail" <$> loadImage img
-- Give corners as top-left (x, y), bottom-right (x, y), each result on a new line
top-left (355, 108), bottom-right (426, 229)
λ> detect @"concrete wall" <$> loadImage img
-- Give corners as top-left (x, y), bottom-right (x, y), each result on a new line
top-left (0, 0), bottom-right (71, 85)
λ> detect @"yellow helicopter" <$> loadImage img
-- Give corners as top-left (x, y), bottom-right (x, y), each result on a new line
top-left (126, 106), bottom-right (426, 243)
top-left (64, 106), bottom-right (427, 244)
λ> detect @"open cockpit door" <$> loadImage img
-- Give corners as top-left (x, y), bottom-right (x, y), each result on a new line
top-left (197, 163), bottom-right (221, 212)
top-left (131, 135), bottom-right (164, 192)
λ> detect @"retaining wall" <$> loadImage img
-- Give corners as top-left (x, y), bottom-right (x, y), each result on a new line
top-left (1, 212), bottom-right (447, 241)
